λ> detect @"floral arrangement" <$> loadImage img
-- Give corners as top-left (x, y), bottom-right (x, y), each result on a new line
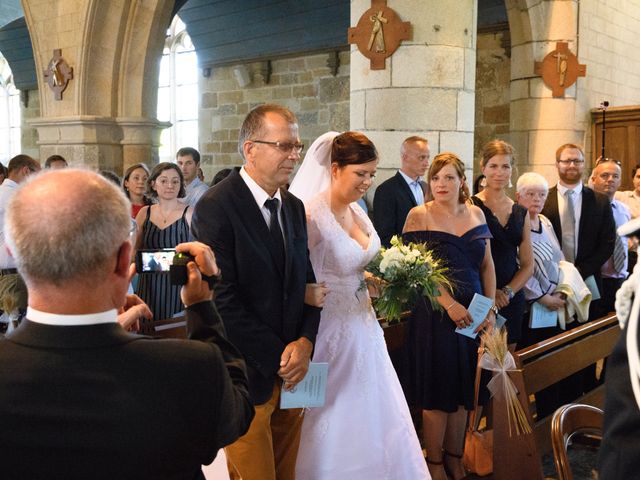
top-left (480, 327), bottom-right (532, 437)
top-left (365, 235), bottom-right (451, 322)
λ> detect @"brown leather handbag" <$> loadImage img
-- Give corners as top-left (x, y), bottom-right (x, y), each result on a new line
top-left (463, 345), bottom-right (493, 476)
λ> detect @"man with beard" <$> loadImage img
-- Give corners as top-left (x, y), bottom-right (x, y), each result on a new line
top-left (542, 143), bottom-right (615, 318)
top-left (541, 144), bottom-right (616, 397)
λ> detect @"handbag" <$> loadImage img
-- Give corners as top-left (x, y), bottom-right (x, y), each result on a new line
top-left (463, 344), bottom-right (494, 476)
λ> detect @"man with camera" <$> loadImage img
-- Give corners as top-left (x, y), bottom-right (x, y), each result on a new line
top-left (0, 169), bottom-right (254, 479)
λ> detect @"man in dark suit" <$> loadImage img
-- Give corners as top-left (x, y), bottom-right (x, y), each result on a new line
top-left (541, 143), bottom-right (616, 397)
top-left (192, 104), bottom-right (321, 480)
top-left (0, 169), bottom-right (253, 479)
top-left (541, 143), bottom-right (616, 312)
top-left (373, 136), bottom-right (430, 246)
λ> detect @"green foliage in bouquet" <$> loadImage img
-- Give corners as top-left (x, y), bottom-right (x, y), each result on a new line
top-left (366, 235), bottom-right (451, 322)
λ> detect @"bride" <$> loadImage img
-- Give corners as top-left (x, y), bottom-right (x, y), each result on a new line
top-left (290, 131), bottom-right (430, 479)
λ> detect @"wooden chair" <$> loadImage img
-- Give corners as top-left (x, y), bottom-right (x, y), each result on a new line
top-left (492, 314), bottom-right (618, 479)
top-left (550, 403), bottom-right (603, 480)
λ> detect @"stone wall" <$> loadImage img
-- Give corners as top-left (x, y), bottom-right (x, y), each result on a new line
top-left (474, 28), bottom-right (511, 172)
top-left (198, 51), bottom-right (350, 181)
top-left (21, 89), bottom-right (39, 160)
top-left (578, 0), bottom-right (640, 162)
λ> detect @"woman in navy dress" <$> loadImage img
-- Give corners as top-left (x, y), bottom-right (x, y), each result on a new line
top-left (404, 152), bottom-right (496, 480)
top-left (471, 140), bottom-right (533, 347)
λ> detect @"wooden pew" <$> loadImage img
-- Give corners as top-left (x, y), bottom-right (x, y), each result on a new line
top-left (139, 313), bottom-right (187, 339)
top-left (492, 314), bottom-right (619, 479)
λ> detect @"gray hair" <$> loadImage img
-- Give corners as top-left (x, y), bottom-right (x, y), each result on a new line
top-left (237, 104), bottom-right (297, 160)
top-left (516, 172), bottom-right (549, 195)
top-left (5, 169), bottom-right (131, 285)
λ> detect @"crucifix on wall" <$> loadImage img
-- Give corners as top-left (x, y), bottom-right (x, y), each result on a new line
top-left (348, 0), bottom-right (411, 70)
top-left (43, 49), bottom-right (73, 100)
top-left (534, 42), bottom-right (586, 97)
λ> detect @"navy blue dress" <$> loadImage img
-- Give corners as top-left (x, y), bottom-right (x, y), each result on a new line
top-left (471, 197), bottom-right (528, 343)
top-left (403, 224), bottom-right (492, 412)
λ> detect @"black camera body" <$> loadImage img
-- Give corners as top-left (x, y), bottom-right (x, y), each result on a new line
top-left (169, 252), bottom-right (194, 285)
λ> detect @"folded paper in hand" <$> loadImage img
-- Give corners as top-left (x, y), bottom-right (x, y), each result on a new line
top-left (280, 362), bottom-right (328, 409)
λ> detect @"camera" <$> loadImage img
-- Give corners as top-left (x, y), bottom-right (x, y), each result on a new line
top-left (135, 249), bottom-right (194, 285)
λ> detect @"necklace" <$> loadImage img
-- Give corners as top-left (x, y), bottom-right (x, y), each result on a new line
top-left (157, 205), bottom-right (174, 224)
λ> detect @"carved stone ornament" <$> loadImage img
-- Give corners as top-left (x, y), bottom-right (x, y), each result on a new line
top-left (534, 42), bottom-right (586, 98)
top-left (348, 0), bottom-right (411, 70)
top-left (43, 49), bottom-right (73, 100)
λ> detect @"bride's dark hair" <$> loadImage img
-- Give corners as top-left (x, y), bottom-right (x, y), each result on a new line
top-left (331, 132), bottom-right (378, 167)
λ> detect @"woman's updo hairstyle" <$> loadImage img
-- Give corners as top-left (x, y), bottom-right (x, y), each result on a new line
top-left (331, 131), bottom-right (378, 167)
top-left (428, 152), bottom-right (470, 204)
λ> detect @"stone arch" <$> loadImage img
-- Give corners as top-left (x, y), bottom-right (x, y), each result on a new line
top-left (22, 0), bottom-right (173, 171)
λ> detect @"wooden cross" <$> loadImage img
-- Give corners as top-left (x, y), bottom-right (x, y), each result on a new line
top-left (534, 42), bottom-right (586, 97)
top-left (348, 0), bottom-right (411, 70)
top-left (43, 49), bottom-right (73, 100)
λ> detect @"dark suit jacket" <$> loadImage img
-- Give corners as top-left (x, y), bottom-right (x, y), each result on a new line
top-left (598, 323), bottom-right (635, 479)
top-left (541, 185), bottom-right (615, 284)
top-left (0, 301), bottom-right (253, 480)
top-left (373, 171), bottom-right (428, 247)
top-left (192, 168), bottom-right (321, 404)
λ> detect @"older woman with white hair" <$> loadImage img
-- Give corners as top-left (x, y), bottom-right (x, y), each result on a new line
top-left (516, 172), bottom-right (566, 312)
top-left (516, 171), bottom-right (567, 417)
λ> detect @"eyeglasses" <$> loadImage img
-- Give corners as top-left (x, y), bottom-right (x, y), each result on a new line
top-left (596, 157), bottom-right (622, 166)
top-left (251, 140), bottom-right (304, 154)
top-left (557, 159), bottom-right (585, 166)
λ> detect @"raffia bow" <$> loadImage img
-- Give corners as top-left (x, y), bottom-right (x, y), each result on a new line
top-left (479, 344), bottom-right (532, 437)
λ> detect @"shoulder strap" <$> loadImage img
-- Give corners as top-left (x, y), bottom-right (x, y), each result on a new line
top-left (144, 204), bottom-right (152, 222)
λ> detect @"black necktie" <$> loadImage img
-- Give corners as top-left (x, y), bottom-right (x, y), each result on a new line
top-left (264, 198), bottom-right (285, 271)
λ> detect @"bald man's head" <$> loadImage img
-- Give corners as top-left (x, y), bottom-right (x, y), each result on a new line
top-left (6, 169), bottom-right (131, 286)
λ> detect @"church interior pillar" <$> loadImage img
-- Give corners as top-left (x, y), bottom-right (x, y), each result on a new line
top-left (22, 0), bottom-right (172, 173)
top-left (350, 0), bottom-right (478, 181)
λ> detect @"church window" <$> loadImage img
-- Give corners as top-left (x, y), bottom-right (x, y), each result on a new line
top-left (158, 15), bottom-right (199, 163)
top-left (0, 52), bottom-right (21, 164)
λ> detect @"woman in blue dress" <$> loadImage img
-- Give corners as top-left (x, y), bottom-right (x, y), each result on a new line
top-left (471, 140), bottom-right (533, 348)
top-left (404, 152), bottom-right (496, 480)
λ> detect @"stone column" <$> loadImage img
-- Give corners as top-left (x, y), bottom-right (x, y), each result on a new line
top-left (22, 0), bottom-right (172, 173)
top-left (350, 0), bottom-right (478, 183)
top-left (506, 0), bottom-right (582, 181)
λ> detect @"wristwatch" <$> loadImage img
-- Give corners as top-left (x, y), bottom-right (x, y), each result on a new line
top-left (502, 285), bottom-right (514, 300)
top-left (490, 304), bottom-right (498, 316)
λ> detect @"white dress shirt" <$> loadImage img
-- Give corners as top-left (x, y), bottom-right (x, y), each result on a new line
top-left (239, 167), bottom-right (284, 233)
top-left (556, 182), bottom-right (583, 260)
top-left (0, 179), bottom-right (19, 269)
top-left (26, 307), bottom-right (118, 326)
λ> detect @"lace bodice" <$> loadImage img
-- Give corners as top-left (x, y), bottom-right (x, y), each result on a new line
top-left (306, 194), bottom-right (380, 288)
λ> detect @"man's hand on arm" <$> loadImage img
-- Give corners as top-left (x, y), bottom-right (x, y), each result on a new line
top-left (278, 337), bottom-right (313, 390)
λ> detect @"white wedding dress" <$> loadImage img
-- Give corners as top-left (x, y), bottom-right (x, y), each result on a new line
top-left (295, 194), bottom-right (430, 480)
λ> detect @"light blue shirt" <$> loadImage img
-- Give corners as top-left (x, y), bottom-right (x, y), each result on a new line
top-left (398, 170), bottom-right (424, 205)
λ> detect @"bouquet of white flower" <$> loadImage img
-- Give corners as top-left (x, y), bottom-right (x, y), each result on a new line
top-left (365, 235), bottom-right (451, 322)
